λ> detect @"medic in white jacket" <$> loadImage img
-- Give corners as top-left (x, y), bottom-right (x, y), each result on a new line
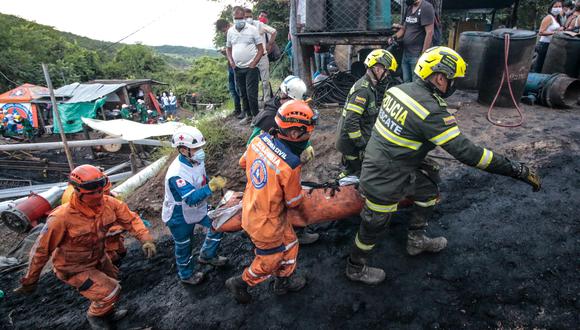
top-left (162, 126), bottom-right (228, 285)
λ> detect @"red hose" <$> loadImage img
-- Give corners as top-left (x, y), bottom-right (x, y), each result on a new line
top-left (486, 33), bottom-right (525, 128)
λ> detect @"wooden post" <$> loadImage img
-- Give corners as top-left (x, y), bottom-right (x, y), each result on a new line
top-left (128, 142), bottom-right (141, 174)
top-left (42, 64), bottom-right (75, 172)
top-left (510, 0), bottom-right (520, 28)
top-left (82, 124), bottom-right (97, 160)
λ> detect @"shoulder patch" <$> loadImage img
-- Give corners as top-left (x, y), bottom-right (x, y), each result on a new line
top-left (443, 116), bottom-right (457, 125)
top-left (354, 95), bottom-right (367, 105)
top-left (433, 93), bottom-right (448, 107)
top-left (250, 159), bottom-right (268, 189)
top-left (176, 179), bottom-right (187, 188)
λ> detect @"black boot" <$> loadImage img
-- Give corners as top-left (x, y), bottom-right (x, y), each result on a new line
top-left (272, 274), bottom-right (307, 295)
top-left (345, 257), bottom-right (385, 285)
top-left (225, 275), bottom-right (251, 304)
top-left (86, 309), bottom-right (127, 330)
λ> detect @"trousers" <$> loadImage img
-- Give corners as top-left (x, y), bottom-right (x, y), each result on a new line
top-left (167, 215), bottom-right (223, 280)
top-left (242, 221), bottom-right (299, 286)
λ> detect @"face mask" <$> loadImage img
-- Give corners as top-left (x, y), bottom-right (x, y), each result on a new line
top-left (259, 17), bottom-right (268, 24)
top-left (80, 191), bottom-right (105, 208)
top-left (191, 149), bottom-right (205, 164)
top-left (551, 8), bottom-right (562, 15)
top-left (246, 18), bottom-right (254, 25)
top-left (234, 19), bottom-right (245, 30)
top-left (440, 79), bottom-right (457, 98)
top-left (282, 139), bottom-right (309, 156)
top-left (406, 0), bottom-right (417, 6)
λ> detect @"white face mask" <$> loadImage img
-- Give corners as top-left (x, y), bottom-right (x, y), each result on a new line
top-left (551, 7), bottom-right (563, 15)
top-left (246, 18), bottom-right (254, 25)
top-left (190, 149), bottom-right (205, 164)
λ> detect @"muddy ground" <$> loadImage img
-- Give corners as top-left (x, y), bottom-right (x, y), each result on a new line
top-left (0, 91), bottom-right (579, 329)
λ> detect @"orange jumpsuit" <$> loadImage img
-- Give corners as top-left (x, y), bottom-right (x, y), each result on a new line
top-left (21, 194), bottom-right (152, 317)
top-left (105, 225), bottom-right (127, 264)
top-left (240, 133), bottom-right (303, 286)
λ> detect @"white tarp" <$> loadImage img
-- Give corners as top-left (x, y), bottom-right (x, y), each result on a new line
top-left (82, 118), bottom-right (186, 141)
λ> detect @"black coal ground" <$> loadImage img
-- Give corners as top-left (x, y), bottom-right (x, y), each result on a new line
top-left (1, 149), bottom-right (578, 329)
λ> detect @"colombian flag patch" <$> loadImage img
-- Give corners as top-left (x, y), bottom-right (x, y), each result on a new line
top-left (443, 116), bottom-right (457, 125)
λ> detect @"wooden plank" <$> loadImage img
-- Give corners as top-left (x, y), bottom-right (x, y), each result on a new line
top-left (299, 34), bottom-right (392, 46)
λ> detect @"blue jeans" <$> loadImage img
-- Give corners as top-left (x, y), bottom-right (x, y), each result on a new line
top-left (402, 52), bottom-right (420, 83)
top-left (166, 215), bottom-right (223, 280)
top-left (228, 66), bottom-right (241, 113)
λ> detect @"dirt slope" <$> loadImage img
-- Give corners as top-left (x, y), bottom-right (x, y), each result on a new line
top-left (1, 93), bottom-right (578, 329)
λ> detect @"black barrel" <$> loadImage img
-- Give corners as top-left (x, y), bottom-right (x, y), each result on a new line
top-left (542, 32), bottom-right (580, 78)
top-left (478, 29), bottom-right (537, 107)
top-left (456, 31), bottom-right (491, 91)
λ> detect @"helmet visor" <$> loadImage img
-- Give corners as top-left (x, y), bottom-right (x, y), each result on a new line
top-left (72, 176), bottom-right (109, 192)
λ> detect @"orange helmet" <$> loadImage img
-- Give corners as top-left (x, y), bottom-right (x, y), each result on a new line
top-left (275, 100), bottom-right (318, 135)
top-left (69, 164), bottom-right (110, 194)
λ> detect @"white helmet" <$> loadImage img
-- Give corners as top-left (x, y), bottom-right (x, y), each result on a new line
top-left (171, 126), bottom-right (206, 149)
top-left (280, 75), bottom-right (307, 100)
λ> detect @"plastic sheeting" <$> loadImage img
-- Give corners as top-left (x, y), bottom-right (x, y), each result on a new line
top-left (81, 118), bottom-right (186, 141)
top-left (52, 102), bottom-right (97, 133)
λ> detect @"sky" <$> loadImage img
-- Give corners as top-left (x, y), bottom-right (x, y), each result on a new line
top-left (0, 0), bottom-right (247, 49)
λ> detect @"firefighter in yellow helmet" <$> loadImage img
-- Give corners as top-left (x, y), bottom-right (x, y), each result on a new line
top-left (336, 49), bottom-right (397, 178)
top-left (345, 46), bottom-right (541, 285)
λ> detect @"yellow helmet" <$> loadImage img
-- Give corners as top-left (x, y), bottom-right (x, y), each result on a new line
top-left (414, 46), bottom-right (467, 81)
top-left (364, 49), bottom-right (398, 72)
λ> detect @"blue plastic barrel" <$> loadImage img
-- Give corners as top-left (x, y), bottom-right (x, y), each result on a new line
top-left (368, 0), bottom-right (392, 30)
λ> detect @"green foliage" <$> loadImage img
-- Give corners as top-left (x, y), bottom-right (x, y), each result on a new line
top-left (153, 45), bottom-right (219, 58)
top-left (185, 115), bottom-right (233, 157)
top-left (102, 44), bottom-right (167, 79)
top-left (188, 56), bottom-right (229, 104)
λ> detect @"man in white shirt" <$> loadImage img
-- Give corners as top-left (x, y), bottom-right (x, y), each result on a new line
top-left (244, 8), bottom-right (277, 103)
top-left (226, 6), bottom-right (264, 123)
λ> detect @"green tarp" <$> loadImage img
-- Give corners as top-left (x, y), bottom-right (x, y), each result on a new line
top-left (52, 97), bottom-right (106, 133)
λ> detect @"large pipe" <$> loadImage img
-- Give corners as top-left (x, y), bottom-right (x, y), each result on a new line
top-left (0, 138), bottom-right (169, 152)
top-left (1, 186), bottom-right (65, 233)
top-left (112, 156), bottom-right (168, 199)
top-left (0, 171), bottom-right (133, 200)
top-left (525, 73), bottom-right (580, 108)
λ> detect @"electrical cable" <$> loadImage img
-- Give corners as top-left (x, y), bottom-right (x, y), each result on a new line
top-left (486, 33), bottom-right (525, 128)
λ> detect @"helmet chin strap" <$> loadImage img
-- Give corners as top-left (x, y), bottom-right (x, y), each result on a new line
top-left (370, 67), bottom-right (386, 85)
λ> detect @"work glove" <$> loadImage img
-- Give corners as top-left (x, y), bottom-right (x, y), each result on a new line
top-left (208, 176), bottom-right (227, 192)
top-left (512, 162), bottom-right (541, 192)
top-left (14, 282), bottom-right (37, 295)
top-left (301, 145), bottom-right (315, 165)
top-left (142, 241), bottom-right (157, 259)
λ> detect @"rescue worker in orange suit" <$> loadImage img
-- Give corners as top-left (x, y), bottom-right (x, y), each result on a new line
top-left (14, 165), bottom-right (157, 329)
top-left (226, 100), bottom-right (318, 303)
top-left (60, 182), bottom-right (150, 267)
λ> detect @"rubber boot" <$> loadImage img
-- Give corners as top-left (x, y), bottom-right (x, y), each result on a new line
top-left (297, 227), bottom-right (319, 245)
top-left (225, 275), bottom-right (251, 304)
top-left (86, 309), bottom-right (127, 330)
top-left (406, 230), bottom-right (447, 256)
top-left (345, 257), bottom-right (386, 285)
top-left (181, 271), bottom-right (205, 285)
top-left (272, 274), bottom-right (307, 295)
top-left (197, 255), bottom-right (229, 267)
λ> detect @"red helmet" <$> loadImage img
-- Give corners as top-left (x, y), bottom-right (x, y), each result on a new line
top-left (69, 165), bottom-right (110, 194)
top-left (275, 100), bottom-right (318, 135)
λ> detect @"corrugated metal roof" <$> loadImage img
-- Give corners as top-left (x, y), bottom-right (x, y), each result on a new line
top-left (55, 83), bottom-right (126, 103)
top-left (88, 79), bottom-right (167, 87)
